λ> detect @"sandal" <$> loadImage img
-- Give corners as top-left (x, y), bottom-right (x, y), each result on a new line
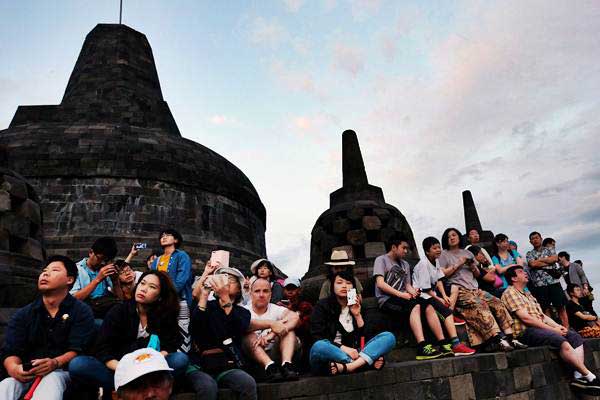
top-left (373, 356), bottom-right (386, 371)
top-left (329, 361), bottom-right (348, 376)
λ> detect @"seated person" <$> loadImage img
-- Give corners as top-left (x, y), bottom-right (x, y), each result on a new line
top-left (114, 348), bottom-right (174, 400)
top-left (0, 255), bottom-right (95, 400)
top-left (70, 236), bottom-right (121, 319)
top-left (109, 259), bottom-right (142, 301)
top-left (149, 229), bottom-right (193, 352)
top-left (69, 271), bottom-right (189, 399)
top-left (439, 228), bottom-right (522, 352)
top-left (278, 277), bottom-right (314, 368)
top-left (465, 228), bottom-right (494, 266)
top-left (250, 259), bottom-right (284, 304)
top-left (374, 235), bottom-right (446, 360)
top-left (543, 237), bottom-right (556, 251)
top-left (412, 237), bottom-right (476, 355)
top-left (186, 264), bottom-right (257, 400)
top-left (502, 266), bottom-right (600, 391)
top-left (467, 245), bottom-right (504, 298)
top-left (490, 233), bottom-right (524, 290)
top-left (319, 250), bottom-right (363, 300)
top-left (310, 271), bottom-right (395, 375)
top-left (243, 278), bottom-right (300, 382)
top-left (566, 284), bottom-right (600, 337)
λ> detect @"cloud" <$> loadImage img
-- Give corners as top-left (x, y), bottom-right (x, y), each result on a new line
top-left (249, 17), bottom-right (289, 48)
top-left (350, 0), bottom-right (382, 21)
top-left (331, 42), bottom-right (365, 77)
top-left (283, 0), bottom-right (305, 13)
top-left (269, 60), bottom-right (328, 99)
top-left (208, 115), bottom-right (238, 126)
top-left (289, 112), bottom-right (341, 142)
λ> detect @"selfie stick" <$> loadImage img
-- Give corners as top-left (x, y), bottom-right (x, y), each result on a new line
top-left (24, 376), bottom-right (42, 400)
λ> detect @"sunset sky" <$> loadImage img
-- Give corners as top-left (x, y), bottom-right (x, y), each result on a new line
top-left (1, 1), bottom-right (599, 285)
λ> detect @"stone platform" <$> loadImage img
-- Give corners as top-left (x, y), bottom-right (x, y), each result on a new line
top-left (173, 339), bottom-right (600, 400)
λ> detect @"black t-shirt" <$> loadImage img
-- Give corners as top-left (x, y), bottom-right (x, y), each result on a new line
top-left (567, 300), bottom-right (590, 331)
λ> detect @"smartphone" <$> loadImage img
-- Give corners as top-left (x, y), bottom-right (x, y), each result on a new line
top-left (280, 299), bottom-right (290, 305)
top-left (210, 250), bottom-right (230, 269)
top-left (347, 288), bottom-right (357, 306)
top-left (22, 361), bottom-right (33, 372)
top-left (134, 243), bottom-right (147, 250)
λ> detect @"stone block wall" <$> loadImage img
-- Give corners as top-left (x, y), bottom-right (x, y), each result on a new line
top-left (173, 340), bottom-right (600, 400)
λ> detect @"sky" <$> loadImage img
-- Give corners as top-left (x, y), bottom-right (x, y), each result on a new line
top-left (1, 1), bottom-right (599, 286)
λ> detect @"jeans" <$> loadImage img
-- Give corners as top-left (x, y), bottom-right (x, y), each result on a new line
top-left (0, 369), bottom-right (69, 400)
top-left (187, 369), bottom-right (257, 400)
top-left (309, 331), bottom-right (396, 375)
top-left (69, 352), bottom-right (189, 391)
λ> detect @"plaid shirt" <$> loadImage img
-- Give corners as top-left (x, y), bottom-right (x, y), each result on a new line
top-left (501, 285), bottom-right (545, 336)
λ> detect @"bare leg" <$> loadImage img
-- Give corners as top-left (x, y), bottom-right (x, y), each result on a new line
top-left (332, 356), bottom-right (369, 373)
top-left (279, 331), bottom-right (297, 364)
top-left (243, 334), bottom-right (273, 367)
top-left (444, 314), bottom-right (458, 338)
top-left (425, 304), bottom-right (445, 341)
top-left (409, 304), bottom-right (425, 343)
top-left (560, 342), bottom-right (590, 375)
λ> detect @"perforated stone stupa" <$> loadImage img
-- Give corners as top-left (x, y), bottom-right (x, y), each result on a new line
top-left (303, 130), bottom-right (417, 290)
top-left (0, 24), bottom-right (266, 271)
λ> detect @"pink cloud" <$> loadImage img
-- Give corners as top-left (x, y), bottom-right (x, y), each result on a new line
top-left (249, 17), bottom-right (289, 48)
top-left (283, 0), bottom-right (305, 13)
top-left (331, 42), bottom-right (365, 77)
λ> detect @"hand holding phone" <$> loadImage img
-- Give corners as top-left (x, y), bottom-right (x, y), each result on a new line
top-left (347, 288), bottom-right (357, 306)
top-left (210, 250), bottom-right (230, 269)
top-left (134, 243), bottom-right (147, 250)
top-left (22, 361), bottom-right (33, 372)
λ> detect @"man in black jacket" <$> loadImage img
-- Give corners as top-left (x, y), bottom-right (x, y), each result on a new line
top-left (0, 255), bottom-right (95, 400)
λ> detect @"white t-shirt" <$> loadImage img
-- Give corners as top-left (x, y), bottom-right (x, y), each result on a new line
top-left (412, 257), bottom-right (445, 299)
top-left (244, 303), bottom-right (287, 337)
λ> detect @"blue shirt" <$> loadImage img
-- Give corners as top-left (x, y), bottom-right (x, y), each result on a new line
top-left (70, 258), bottom-right (114, 299)
top-left (150, 249), bottom-right (193, 306)
top-left (1, 294), bottom-right (95, 362)
top-left (492, 250), bottom-right (522, 289)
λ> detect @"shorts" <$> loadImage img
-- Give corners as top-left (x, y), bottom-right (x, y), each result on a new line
top-left (520, 327), bottom-right (583, 350)
top-left (424, 297), bottom-right (453, 318)
top-left (381, 297), bottom-right (419, 315)
top-left (530, 283), bottom-right (567, 309)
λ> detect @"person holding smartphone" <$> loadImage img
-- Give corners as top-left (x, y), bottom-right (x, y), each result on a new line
top-left (310, 270), bottom-right (395, 375)
top-left (187, 266), bottom-right (257, 400)
top-left (1, 256), bottom-right (95, 400)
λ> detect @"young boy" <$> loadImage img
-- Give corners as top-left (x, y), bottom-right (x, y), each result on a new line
top-left (412, 237), bottom-right (476, 356)
top-left (566, 284), bottom-right (600, 335)
top-left (374, 235), bottom-right (444, 360)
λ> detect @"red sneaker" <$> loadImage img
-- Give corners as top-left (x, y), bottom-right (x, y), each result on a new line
top-left (453, 315), bottom-right (466, 325)
top-left (452, 343), bottom-right (476, 356)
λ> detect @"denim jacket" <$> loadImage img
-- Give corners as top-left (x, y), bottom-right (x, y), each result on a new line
top-left (150, 249), bottom-right (193, 307)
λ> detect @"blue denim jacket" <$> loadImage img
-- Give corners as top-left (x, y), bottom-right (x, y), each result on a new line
top-left (150, 249), bottom-right (193, 307)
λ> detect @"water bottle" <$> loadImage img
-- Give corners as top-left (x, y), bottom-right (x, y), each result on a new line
top-left (223, 338), bottom-right (244, 369)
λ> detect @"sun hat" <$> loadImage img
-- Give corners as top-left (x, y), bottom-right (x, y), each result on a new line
top-left (324, 249), bottom-right (355, 266)
top-left (114, 348), bottom-right (173, 391)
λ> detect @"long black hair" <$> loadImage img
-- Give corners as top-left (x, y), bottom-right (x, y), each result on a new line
top-left (441, 227), bottom-right (464, 250)
top-left (329, 270), bottom-right (355, 298)
top-left (135, 270), bottom-right (180, 330)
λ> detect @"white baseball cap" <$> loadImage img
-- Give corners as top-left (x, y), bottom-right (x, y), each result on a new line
top-left (283, 277), bottom-right (301, 288)
top-left (114, 348), bottom-right (173, 391)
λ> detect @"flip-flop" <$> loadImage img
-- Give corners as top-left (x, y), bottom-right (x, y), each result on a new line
top-left (329, 361), bottom-right (348, 376)
top-left (373, 356), bottom-right (386, 371)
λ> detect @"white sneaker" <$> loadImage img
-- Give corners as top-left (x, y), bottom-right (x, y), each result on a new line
top-left (511, 339), bottom-right (528, 349)
top-left (499, 338), bottom-right (514, 351)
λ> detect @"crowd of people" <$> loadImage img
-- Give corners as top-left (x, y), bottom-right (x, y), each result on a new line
top-left (0, 226), bottom-right (598, 399)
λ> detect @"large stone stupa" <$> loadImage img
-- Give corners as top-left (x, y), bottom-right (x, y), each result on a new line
top-left (0, 24), bottom-right (266, 271)
top-left (303, 130), bottom-right (417, 296)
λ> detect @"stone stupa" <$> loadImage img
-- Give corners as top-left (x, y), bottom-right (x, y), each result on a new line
top-left (302, 130), bottom-right (417, 297)
top-left (0, 24), bottom-right (267, 272)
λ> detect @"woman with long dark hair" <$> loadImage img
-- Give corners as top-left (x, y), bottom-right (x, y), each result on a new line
top-left (69, 270), bottom-right (189, 398)
top-left (309, 271), bottom-right (395, 375)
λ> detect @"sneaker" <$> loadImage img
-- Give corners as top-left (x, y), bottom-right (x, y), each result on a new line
top-left (511, 339), bottom-right (528, 349)
top-left (416, 344), bottom-right (443, 360)
top-left (440, 343), bottom-right (454, 357)
top-left (452, 343), bottom-right (476, 356)
top-left (453, 315), bottom-right (466, 325)
top-left (264, 363), bottom-right (284, 383)
top-left (499, 338), bottom-right (514, 352)
top-left (572, 377), bottom-right (600, 392)
top-left (280, 362), bottom-right (300, 381)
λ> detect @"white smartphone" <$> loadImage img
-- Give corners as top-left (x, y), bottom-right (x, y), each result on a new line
top-left (210, 250), bottom-right (230, 269)
top-left (347, 288), bottom-right (357, 306)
